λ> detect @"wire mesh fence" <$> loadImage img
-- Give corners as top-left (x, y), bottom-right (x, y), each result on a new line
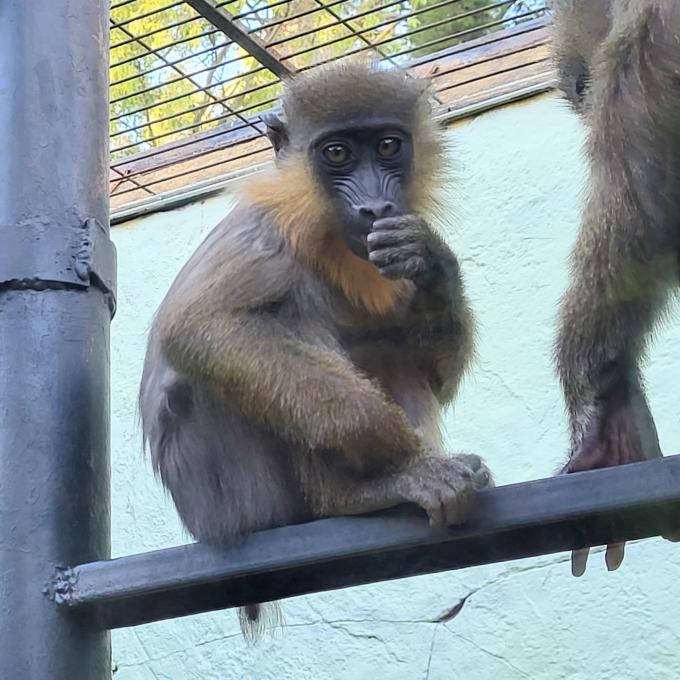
top-left (109, 0), bottom-right (551, 209)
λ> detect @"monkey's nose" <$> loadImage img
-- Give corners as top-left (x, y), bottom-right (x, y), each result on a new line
top-left (357, 200), bottom-right (396, 220)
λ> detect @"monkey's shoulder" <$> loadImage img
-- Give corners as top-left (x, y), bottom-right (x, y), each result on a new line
top-left (161, 204), bottom-right (299, 308)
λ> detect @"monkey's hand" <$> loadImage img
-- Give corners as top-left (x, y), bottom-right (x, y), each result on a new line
top-left (397, 454), bottom-right (493, 527)
top-left (367, 215), bottom-right (455, 289)
top-left (562, 377), bottom-right (676, 576)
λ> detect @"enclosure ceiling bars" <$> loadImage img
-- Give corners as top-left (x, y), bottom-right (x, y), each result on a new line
top-left (109, 0), bottom-right (552, 215)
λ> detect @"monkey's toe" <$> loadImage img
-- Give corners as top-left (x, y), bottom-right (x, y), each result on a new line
top-left (453, 453), bottom-right (483, 471)
top-left (472, 467), bottom-right (492, 490)
top-left (451, 454), bottom-right (493, 489)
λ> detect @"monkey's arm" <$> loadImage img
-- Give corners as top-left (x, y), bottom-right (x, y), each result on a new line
top-left (368, 215), bottom-right (474, 403)
top-left (156, 247), bottom-right (420, 474)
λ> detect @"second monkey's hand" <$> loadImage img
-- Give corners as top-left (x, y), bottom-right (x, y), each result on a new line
top-left (367, 215), bottom-right (454, 289)
top-left (562, 378), bottom-right (679, 577)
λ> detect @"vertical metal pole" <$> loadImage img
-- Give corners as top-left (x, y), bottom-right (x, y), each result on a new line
top-left (0, 1), bottom-right (114, 679)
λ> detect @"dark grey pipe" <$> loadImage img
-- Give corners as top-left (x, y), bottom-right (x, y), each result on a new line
top-left (0, 0), bottom-right (114, 677)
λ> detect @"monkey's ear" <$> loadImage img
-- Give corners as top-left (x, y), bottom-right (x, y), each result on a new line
top-left (262, 111), bottom-right (289, 156)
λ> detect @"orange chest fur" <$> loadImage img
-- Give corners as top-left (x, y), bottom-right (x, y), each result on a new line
top-left (313, 234), bottom-right (409, 317)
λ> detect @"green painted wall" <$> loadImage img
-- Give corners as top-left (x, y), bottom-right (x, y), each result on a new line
top-left (110, 94), bottom-right (680, 680)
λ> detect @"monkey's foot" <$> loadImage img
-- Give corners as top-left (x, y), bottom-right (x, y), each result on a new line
top-left (398, 455), bottom-right (492, 528)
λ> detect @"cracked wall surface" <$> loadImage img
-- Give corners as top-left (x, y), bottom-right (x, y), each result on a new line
top-left (110, 94), bottom-right (680, 680)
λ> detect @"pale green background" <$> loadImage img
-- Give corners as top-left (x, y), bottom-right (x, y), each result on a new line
top-left (110, 93), bottom-right (680, 679)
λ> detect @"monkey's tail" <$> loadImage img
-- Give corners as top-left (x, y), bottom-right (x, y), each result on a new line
top-left (238, 602), bottom-right (284, 643)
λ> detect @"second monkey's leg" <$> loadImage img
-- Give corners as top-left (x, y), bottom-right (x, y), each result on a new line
top-left (554, 2), bottom-right (680, 575)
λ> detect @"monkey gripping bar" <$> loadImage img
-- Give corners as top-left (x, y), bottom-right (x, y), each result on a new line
top-left (54, 456), bottom-right (680, 631)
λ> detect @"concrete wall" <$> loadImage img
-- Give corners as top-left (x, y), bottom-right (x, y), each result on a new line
top-left (110, 93), bottom-right (680, 680)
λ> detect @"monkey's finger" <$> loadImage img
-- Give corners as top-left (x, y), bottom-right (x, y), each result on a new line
top-left (369, 245), bottom-right (420, 268)
top-left (369, 246), bottom-right (404, 267)
top-left (367, 229), bottom-right (416, 248)
top-left (444, 493), bottom-right (471, 527)
top-left (372, 216), bottom-right (414, 231)
top-left (571, 548), bottom-right (589, 577)
top-left (422, 493), bottom-right (446, 528)
top-left (605, 542), bottom-right (625, 571)
top-left (377, 263), bottom-right (409, 280)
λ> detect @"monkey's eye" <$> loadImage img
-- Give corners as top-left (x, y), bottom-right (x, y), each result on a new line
top-left (322, 143), bottom-right (350, 164)
top-left (377, 137), bottom-right (401, 157)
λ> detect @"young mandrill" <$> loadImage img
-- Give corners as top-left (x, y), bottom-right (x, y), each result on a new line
top-left (139, 62), bottom-right (492, 634)
top-left (552, 0), bottom-right (680, 575)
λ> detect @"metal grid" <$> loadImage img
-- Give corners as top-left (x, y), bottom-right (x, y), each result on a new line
top-left (109, 0), bottom-right (550, 209)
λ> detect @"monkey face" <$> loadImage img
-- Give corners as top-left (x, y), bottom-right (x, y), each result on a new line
top-left (308, 122), bottom-right (414, 259)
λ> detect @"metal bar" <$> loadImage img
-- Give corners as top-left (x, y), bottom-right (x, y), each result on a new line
top-left (268, 0), bottom-right (488, 49)
top-left (110, 39), bottom-right (231, 87)
top-left (111, 142), bottom-right (271, 197)
top-left (110, 22), bottom-right (546, 171)
top-left (111, 78), bottom-right (278, 144)
top-left (110, 19), bottom-right (263, 151)
top-left (110, 64), bottom-right (265, 122)
top-left (60, 457), bottom-right (680, 631)
top-left (283, 0), bottom-right (518, 63)
top-left (249, 0), bottom-right (350, 33)
top-left (110, 21), bottom-right (551, 195)
top-left (0, 0), bottom-right (114, 678)
top-left (111, 160), bottom-right (271, 224)
top-left (112, 95), bottom-right (277, 161)
top-left (112, 0), bottom-right (142, 9)
top-left (436, 55), bottom-right (549, 94)
top-left (185, 0), bottom-right (296, 78)
top-left (110, 46), bottom-right (246, 104)
top-left (111, 27), bottom-right (218, 67)
top-left (308, 0), bottom-right (397, 67)
top-left (299, 6), bottom-right (543, 71)
top-left (111, 14), bottom-right (202, 50)
top-left (232, 0), bottom-right (294, 21)
top-left (406, 16), bottom-right (547, 68)
top-left (112, 0), bottom-right (186, 29)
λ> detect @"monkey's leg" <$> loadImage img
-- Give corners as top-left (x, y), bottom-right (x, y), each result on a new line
top-left (160, 310), bottom-right (422, 475)
top-left (555, 3), bottom-right (680, 574)
top-left (304, 455), bottom-right (492, 528)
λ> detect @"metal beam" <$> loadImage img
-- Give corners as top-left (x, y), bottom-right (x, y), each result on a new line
top-left (59, 456), bottom-right (680, 630)
top-left (0, 1), bottom-right (114, 678)
top-left (185, 0), bottom-right (296, 79)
